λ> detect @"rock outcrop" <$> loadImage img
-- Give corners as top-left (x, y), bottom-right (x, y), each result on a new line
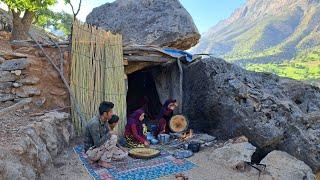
top-left (0, 112), bottom-right (74, 179)
top-left (260, 150), bottom-right (315, 180)
top-left (206, 137), bottom-right (315, 179)
top-left (182, 57), bottom-right (320, 171)
top-left (210, 141), bottom-right (256, 168)
top-left (86, 0), bottom-right (200, 50)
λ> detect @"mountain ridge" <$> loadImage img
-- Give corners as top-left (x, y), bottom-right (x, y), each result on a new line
top-left (191, 0), bottom-right (320, 85)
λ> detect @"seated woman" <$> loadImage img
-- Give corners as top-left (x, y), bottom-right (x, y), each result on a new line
top-left (157, 99), bottom-right (178, 134)
top-left (124, 109), bottom-right (149, 148)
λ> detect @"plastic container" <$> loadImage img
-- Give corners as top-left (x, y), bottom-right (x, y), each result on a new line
top-left (146, 132), bottom-right (154, 141)
top-left (150, 139), bottom-right (159, 145)
top-left (158, 134), bottom-right (170, 144)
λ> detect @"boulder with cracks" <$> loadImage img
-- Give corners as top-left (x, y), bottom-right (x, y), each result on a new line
top-left (210, 141), bottom-right (256, 169)
top-left (86, 0), bottom-right (200, 50)
top-left (182, 57), bottom-right (320, 171)
top-left (208, 137), bottom-right (315, 180)
top-left (260, 150), bottom-right (315, 180)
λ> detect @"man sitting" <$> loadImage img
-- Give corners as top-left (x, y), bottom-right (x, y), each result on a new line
top-left (84, 101), bottom-right (127, 167)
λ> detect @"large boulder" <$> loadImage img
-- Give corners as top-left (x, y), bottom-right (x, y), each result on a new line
top-left (86, 0), bottom-right (200, 50)
top-left (181, 57), bottom-right (320, 171)
top-left (210, 141), bottom-right (256, 168)
top-left (260, 151), bottom-right (315, 180)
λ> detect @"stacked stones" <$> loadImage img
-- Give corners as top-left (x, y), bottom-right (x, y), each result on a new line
top-left (0, 55), bottom-right (40, 109)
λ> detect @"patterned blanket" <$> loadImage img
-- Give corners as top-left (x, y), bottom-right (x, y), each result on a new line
top-left (74, 146), bottom-right (196, 180)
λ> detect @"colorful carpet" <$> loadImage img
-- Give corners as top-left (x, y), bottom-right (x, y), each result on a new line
top-left (74, 145), bottom-right (197, 180)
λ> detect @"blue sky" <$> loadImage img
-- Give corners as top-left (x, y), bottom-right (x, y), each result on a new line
top-left (50, 0), bottom-right (245, 34)
top-left (180, 0), bottom-right (245, 33)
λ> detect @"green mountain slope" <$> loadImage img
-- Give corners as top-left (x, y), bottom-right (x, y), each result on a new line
top-left (191, 0), bottom-right (320, 84)
top-left (247, 47), bottom-right (320, 86)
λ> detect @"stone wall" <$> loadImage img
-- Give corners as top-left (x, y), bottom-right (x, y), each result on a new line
top-left (0, 44), bottom-right (74, 179)
top-left (0, 46), bottom-right (71, 112)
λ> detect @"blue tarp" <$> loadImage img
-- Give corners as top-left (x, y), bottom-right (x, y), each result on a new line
top-left (162, 48), bottom-right (193, 62)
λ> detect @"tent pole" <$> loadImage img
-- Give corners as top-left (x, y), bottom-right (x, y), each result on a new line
top-left (177, 57), bottom-right (183, 114)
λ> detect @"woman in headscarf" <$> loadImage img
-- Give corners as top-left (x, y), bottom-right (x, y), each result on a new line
top-left (157, 99), bottom-right (178, 134)
top-left (124, 109), bottom-right (149, 148)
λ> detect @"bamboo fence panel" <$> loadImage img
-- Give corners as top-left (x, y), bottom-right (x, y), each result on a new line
top-left (70, 20), bottom-right (127, 134)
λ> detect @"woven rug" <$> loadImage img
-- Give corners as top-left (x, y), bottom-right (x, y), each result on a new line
top-left (74, 145), bottom-right (196, 180)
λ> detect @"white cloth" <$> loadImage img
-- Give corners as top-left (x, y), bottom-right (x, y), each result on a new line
top-left (86, 135), bottom-right (128, 162)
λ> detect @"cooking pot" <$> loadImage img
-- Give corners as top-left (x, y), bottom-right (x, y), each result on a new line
top-left (188, 142), bottom-right (200, 153)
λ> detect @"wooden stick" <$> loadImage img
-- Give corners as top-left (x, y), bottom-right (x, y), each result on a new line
top-left (30, 106), bottom-right (71, 117)
top-left (48, 37), bottom-right (65, 77)
top-left (28, 32), bottom-right (87, 128)
top-left (0, 98), bottom-right (32, 116)
top-left (124, 55), bottom-right (175, 62)
top-left (177, 57), bottom-right (183, 114)
top-left (10, 40), bottom-right (69, 47)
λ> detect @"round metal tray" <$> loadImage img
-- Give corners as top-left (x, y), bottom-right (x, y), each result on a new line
top-left (129, 148), bottom-right (160, 159)
top-left (169, 115), bottom-right (189, 133)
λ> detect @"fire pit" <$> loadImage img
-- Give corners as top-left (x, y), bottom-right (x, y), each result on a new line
top-left (168, 132), bottom-right (216, 149)
top-left (179, 129), bottom-right (194, 141)
top-left (149, 115), bottom-right (216, 156)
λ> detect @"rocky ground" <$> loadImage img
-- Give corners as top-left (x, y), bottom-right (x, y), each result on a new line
top-left (0, 110), bottom-right (36, 148)
top-left (0, 111), bottom-right (75, 179)
top-left (40, 138), bottom-right (90, 180)
top-left (40, 136), bottom-right (316, 180)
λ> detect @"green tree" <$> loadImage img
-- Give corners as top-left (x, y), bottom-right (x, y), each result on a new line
top-left (1, 0), bottom-right (56, 40)
top-left (35, 9), bottom-right (73, 37)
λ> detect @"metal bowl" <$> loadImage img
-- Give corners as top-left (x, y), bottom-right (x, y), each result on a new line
top-left (129, 148), bottom-right (160, 159)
